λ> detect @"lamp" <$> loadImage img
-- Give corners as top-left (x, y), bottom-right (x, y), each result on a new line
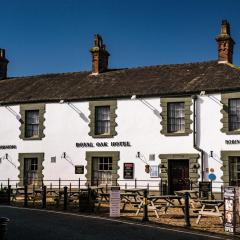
top-left (136, 152), bottom-right (140, 158)
top-left (209, 151), bottom-right (213, 158)
top-left (59, 100), bottom-right (65, 104)
top-left (131, 95), bottom-right (136, 100)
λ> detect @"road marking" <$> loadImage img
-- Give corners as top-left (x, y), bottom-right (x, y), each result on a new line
top-left (0, 205), bottom-right (226, 239)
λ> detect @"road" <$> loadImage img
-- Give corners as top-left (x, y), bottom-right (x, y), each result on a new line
top-left (0, 206), bottom-right (226, 240)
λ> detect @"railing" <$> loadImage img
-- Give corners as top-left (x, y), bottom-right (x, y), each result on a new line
top-left (0, 178), bottom-right (226, 198)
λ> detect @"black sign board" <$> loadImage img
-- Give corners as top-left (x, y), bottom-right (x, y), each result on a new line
top-left (199, 181), bottom-right (212, 199)
top-left (75, 165), bottom-right (84, 174)
top-left (123, 163), bottom-right (134, 179)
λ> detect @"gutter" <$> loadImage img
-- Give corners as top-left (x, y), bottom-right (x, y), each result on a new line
top-left (192, 95), bottom-right (204, 182)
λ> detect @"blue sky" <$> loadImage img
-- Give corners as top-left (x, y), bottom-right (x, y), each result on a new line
top-left (1, 0), bottom-right (240, 77)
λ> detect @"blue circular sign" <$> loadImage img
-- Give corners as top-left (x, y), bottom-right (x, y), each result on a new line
top-left (208, 173), bottom-right (216, 181)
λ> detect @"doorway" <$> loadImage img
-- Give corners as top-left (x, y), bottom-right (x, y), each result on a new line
top-left (168, 159), bottom-right (190, 194)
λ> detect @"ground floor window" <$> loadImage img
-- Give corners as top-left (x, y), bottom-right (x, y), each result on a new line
top-left (85, 151), bottom-right (119, 186)
top-left (18, 153), bottom-right (44, 187)
top-left (229, 156), bottom-right (240, 186)
top-left (92, 157), bottom-right (113, 185)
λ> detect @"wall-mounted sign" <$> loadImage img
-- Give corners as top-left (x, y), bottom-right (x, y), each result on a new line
top-left (150, 165), bottom-right (159, 178)
top-left (225, 140), bottom-right (240, 144)
top-left (123, 163), bottom-right (134, 179)
top-left (75, 165), bottom-right (84, 174)
top-left (0, 145), bottom-right (17, 150)
top-left (76, 141), bottom-right (131, 148)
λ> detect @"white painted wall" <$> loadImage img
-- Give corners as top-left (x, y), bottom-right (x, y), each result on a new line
top-left (0, 94), bottom-right (237, 191)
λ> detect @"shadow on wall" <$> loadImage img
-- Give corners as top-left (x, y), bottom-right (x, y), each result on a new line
top-left (67, 103), bottom-right (89, 123)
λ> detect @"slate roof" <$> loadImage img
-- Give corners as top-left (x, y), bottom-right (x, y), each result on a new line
top-left (0, 60), bottom-right (240, 104)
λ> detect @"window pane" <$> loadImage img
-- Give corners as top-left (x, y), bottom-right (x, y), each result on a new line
top-left (229, 99), bottom-right (240, 131)
top-left (167, 102), bottom-right (185, 133)
top-left (95, 106), bottom-right (110, 135)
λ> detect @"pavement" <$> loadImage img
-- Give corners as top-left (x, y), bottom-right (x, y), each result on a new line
top-left (0, 206), bottom-right (233, 240)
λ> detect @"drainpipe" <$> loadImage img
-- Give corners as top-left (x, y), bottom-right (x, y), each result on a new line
top-left (192, 95), bottom-right (204, 182)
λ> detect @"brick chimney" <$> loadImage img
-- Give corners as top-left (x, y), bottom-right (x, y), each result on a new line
top-left (216, 20), bottom-right (235, 64)
top-left (0, 49), bottom-right (9, 80)
top-left (90, 34), bottom-right (110, 75)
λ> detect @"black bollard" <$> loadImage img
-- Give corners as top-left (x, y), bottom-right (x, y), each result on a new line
top-left (184, 192), bottom-right (191, 227)
top-left (7, 185), bottom-right (11, 205)
top-left (24, 185), bottom-right (28, 207)
top-left (0, 217), bottom-right (10, 240)
top-left (63, 186), bottom-right (68, 210)
top-left (42, 185), bottom-right (47, 209)
top-left (142, 189), bottom-right (149, 222)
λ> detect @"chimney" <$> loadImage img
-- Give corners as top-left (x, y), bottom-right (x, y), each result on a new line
top-left (216, 20), bottom-right (235, 64)
top-left (90, 34), bottom-right (110, 74)
top-left (0, 49), bottom-right (9, 80)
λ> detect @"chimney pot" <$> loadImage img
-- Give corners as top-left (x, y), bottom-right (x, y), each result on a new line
top-left (0, 48), bottom-right (9, 80)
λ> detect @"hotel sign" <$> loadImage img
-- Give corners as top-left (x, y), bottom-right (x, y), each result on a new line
top-left (225, 140), bottom-right (240, 144)
top-left (0, 145), bottom-right (17, 150)
top-left (76, 141), bottom-right (131, 148)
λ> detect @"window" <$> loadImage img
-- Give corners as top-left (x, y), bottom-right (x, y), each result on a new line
top-left (20, 104), bottom-right (46, 140)
top-left (92, 157), bottom-right (113, 185)
top-left (228, 99), bottom-right (240, 131)
top-left (95, 106), bottom-right (110, 135)
top-left (160, 97), bottom-right (192, 136)
top-left (24, 158), bottom-right (38, 185)
top-left (89, 100), bottom-right (117, 138)
top-left (25, 110), bottom-right (39, 138)
top-left (167, 102), bottom-right (185, 133)
top-left (229, 156), bottom-right (240, 186)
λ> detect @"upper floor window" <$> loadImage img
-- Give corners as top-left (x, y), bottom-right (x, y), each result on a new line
top-left (95, 106), bottom-right (110, 135)
top-left (19, 103), bottom-right (46, 140)
top-left (89, 100), bottom-right (117, 138)
top-left (167, 102), bottom-right (185, 133)
top-left (160, 97), bottom-right (192, 136)
top-left (25, 110), bottom-right (39, 138)
top-left (228, 99), bottom-right (240, 131)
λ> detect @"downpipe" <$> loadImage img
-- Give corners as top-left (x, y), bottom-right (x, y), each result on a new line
top-left (192, 95), bottom-right (204, 182)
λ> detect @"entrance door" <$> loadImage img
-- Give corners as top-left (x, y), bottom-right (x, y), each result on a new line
top-left (23, 158), bottom-right (38, 186)
top-left (168, 160), bottom-right (189, 194)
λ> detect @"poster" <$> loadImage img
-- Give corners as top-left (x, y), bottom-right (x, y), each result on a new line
top-left (123, 163), bottom-right (134, 179)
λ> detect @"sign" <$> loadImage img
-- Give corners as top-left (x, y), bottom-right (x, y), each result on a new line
top-left (150, 165), bottom-right (159, 178)
top-left (208, 173), bottom-right (216, 181)
top-left (76, 141), bottom-right (131, 148)
top-left (123, 163), bottom-right (134, 179)
top-left (226, 140), bottom-right (240, 144)
top-left (75, 165), bottom-right (84, 174)
top-left (0, 145), bottom-right (17, 150)
top-left (110, 186), bottom-right (120, 217)
top-left (199, 181), bottom-right (211, 199)
top-left (224, 186), bottom-right (240, 235)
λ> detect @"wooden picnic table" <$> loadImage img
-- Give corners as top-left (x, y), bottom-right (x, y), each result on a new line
top-left (136, 195), bottom-right (184, 218)
top-left (196, 199), bottom-right (224, 224)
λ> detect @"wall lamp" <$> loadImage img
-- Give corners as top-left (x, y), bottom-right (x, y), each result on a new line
top-left (209, 151), bottom-right (213, 158)
top-left (136, 151), bottom-right (140, 158)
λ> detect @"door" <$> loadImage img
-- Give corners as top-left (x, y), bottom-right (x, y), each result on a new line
top-left (168, 160), bottom-right (189, 194)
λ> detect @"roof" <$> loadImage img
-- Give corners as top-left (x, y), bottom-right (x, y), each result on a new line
top-left (0, 60), bottom-right (240, 105)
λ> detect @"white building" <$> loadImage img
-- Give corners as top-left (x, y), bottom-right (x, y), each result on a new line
top-left (0, 20), bottom-right (240, 194)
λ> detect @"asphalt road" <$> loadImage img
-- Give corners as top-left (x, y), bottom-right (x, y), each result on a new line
top-left (0, 206), bottom-right (226, 240)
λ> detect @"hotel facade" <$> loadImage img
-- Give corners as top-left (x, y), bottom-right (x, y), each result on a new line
top-left (0, 20), bottom-right (240, 194)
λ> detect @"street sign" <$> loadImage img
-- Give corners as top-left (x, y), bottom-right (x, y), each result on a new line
top-left (208, 173), bottom-right (216, 181)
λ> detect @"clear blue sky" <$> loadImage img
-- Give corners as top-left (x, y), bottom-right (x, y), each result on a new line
top-left (1, 0), bottom-right (240, 77)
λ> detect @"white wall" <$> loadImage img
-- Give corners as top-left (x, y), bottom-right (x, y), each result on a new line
top-left (0, 94), bottom-right (237, 191)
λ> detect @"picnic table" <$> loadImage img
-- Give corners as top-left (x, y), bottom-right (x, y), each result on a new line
top-left (196, 199), bottom-right (224, 224)
top-left (136, 195), bottom-right (184, 218)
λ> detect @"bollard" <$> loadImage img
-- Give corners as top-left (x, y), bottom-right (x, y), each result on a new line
top-left (7, 185), bottom-right (11, 205)
top-left (142, 189), bottom-right (149, 222)
top-left (63, 186), bottom-right (68, 210)
top-left (24, 185), bottom-right (28, 207)
top-left (42, 185), bottom-right (47, 209)
top-left (0, 217), bottom-right (10, 240)
top-left (184, 192), bottom-right (191, 227)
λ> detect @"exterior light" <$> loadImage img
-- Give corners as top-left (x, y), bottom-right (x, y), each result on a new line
top-left (210, 151), bottom-right (213, 158)
top-left (131, 95), bottom-right (136, 100)
top-left (59, 100), bottom-right (65, 104)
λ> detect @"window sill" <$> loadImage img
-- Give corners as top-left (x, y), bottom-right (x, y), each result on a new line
top-left (21, 136), bottom-right (43, 141)
top-left (163, 132), bottom-right (190, 136)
